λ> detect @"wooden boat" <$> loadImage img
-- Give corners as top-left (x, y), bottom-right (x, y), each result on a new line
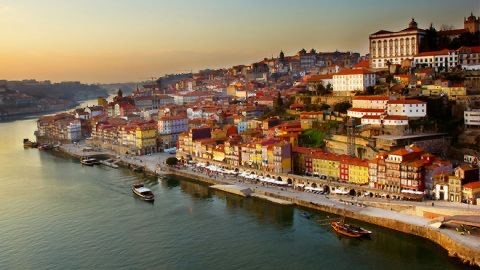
top-left (23, 138), bottom-right (38, 148)
top-left (132, 183), bottom-right (155, 201)
top-left (331, 221), bottom-right (362, 238)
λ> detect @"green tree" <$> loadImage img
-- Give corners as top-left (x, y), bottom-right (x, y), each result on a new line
top-left (333, 101), bottom-right (352, 114)
top-left (299, 129), bottom-right (325, 148)
top-left (166, 157), bottom-right (178, 166)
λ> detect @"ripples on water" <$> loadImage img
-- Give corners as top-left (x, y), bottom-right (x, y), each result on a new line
top-left (0, 118), bottom-right (474, 270)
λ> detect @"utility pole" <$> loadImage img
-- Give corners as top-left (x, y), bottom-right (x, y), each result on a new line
top-left (347, 118), bottom-right (356, 157)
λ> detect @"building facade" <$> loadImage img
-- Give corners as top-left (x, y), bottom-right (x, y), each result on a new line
top-left (369, 19), bottom-right (425, 69)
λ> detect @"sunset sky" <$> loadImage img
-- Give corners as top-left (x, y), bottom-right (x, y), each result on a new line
top-left (0, 0), bottom-right (478, 83)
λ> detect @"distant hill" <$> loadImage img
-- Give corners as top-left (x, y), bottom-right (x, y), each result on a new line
top-left (3, 80), bottom-right (108, 101)
top-left (99, 83), bottom-right (139, 96)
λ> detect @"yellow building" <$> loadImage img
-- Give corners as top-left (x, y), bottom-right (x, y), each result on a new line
top-left (213, 144), bottom-right (225, 162)
top-left (300, 112), bottom-right (323, 130)
top-left (135, 123), bottom-right (158, 155)
top-left (311, 153), bottom-right (340, 179)
top-left (462, 182), bottom-right (480, 205)
top-left (348, 159), bottom-right (369, 185)
top-left (211, 128), bottom-right (227, 140)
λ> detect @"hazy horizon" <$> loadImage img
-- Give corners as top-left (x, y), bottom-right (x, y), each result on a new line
top-left (0, 0), bottom-right (479, 83)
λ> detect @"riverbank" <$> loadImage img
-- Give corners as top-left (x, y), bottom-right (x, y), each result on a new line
top-left (56, 143), bottom-right (480, 268)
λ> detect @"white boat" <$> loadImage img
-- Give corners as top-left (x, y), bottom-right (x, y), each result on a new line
top-left (132, 183), bottom-right (155, 201)
top-left (80, 157), bottom-right (99, 166)
top-left (100, 159), bottom-right (119, 168)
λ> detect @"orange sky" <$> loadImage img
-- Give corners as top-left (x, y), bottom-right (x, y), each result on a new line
top-left (0, 0), bottom-right (477, 83)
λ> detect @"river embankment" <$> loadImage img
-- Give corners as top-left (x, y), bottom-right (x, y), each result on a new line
top-left (56, 143), bottom-right (480, 268)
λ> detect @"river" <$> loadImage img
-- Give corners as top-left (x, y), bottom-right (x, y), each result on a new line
top-left (0, 111), bottom-right (474, 269)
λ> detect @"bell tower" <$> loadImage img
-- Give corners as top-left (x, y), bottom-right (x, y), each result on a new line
top-left (464, 12), bottom-right (479, 33)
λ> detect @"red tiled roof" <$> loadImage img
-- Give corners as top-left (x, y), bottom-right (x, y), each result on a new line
top-left (415, 49), bottom-right (455, 57)
top-left (463, 181), bottom-right (480, 189)
top-left (353, 96), bottom-right (389, 101)
top-left (348, 108), bottom-right (385, 113)
top-left (384, 115), bottom-right (408, 120)
top-left (335, 68), bottom-right (374, 76)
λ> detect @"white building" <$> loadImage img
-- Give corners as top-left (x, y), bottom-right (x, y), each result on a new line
top-left (361, 115), bottom-right (409, 126)
top-left (369, 19), bottom-right (425, 69)
top-left (332, 68), bottom-right (376, 95)
top-left (347, 96), bottom-right (391, 118)
top-left (465, 110), bottom-right (480, 128)
top-left (386, 99), bottom-right (427, 118)
top-left (413, 49), bottom-right (459, 72)
top-left (67, 120), bottom-right (82, 142)
top-left (158, 115), bottom-right (188, 135)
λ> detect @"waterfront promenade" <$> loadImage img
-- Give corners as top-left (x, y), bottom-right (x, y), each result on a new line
top-left (58, 142), bottom-right (480, 267)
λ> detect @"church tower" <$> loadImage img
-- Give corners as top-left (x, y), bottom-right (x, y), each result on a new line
top-left (464, 12), bottom-right (480, 33)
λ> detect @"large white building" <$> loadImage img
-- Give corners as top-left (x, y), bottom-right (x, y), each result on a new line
top-left (332, 68), bottom-right (376, 95)
top-left (465, 110), bottom-right (480, 128)
top-left (413, 49), bottom-right (459, 71)
top-left (361, 115), bottom-right (409, 126)
top-left (347, 96), bottom-right (391, 118)
top-left (386, 99), bottom-right (427, 118)
top-left (369, 19), bottom-right (425, 69)
top-left (158, 115), bottom-right (188, 135)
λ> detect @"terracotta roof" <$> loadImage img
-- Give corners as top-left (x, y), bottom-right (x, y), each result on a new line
top-left (415, 49), bottom-right (456, 57)
top-left (384, 115), bottom-right (409, 121)
top-left (348, 108), bottom-right (385, 113)
top-left (463, 181), bottom-right (480, 189)
top-left (335, 68), bottom-right (374, 76)
top-left (353, 96), bottom-right (389, 101)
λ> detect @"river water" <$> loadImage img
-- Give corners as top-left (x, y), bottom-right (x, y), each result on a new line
top-left (0, 112), bottom-right (473, 269)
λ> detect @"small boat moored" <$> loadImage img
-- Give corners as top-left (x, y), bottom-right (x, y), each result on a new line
top-left (132, 183), bottom-right (155, 201)
top-left (331, 221), bottom-right (362, 238)
top-left (80, 156), bottom-right (100, 166)
top-left (23, 138), bottom-right (38, 148)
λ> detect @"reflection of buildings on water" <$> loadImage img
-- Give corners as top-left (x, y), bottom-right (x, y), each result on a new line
top-left (161, 175), bottom-right (212, 199)
top-left (166, 175), bottom-right (294, 226)
top-left (214, 190), bottom-right (294, 227)
top-left (180, 181), bottom-right (211, 199)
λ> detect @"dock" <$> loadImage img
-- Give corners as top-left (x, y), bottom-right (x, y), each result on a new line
top-left (210, 184), bottom-right (253, 197)
top-left (251, 193), bottom-right (294, 205)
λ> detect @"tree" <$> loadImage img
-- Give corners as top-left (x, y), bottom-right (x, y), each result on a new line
top-left (326, 83), bottom-right (333, 93)
top-left (166, 157), bottom-right (178, 166)
top-left (117, 88), bottom-right (123, 98)
top-left (279, 51), bottom-right (285, 61)
top-left (333, 101), bottom-right (352, 114)
top-left (274, 92), bottom-right (285, 114)
top-left (299, 129), bottom-right (325, 148)
top-left (365, 86), bottom-right (375, 95)
top-left (316, 84), bottom-right (329, 96)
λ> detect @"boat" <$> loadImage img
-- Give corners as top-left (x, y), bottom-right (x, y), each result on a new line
top-left (38, 143), bottom-right (54, 150)
top-left (23, 138), bottom-right (38, 148)
top-left (131, 183), bottom-right (155, 201)
top-left (343, 223), bottom-right (372, 236)
top-left (100, 159), bottom-right (119, 168)
top-left (80, 157), bottom-right (100, 166)
top-left (301, 212), bottom-right (313, 219)
top-left (330, 221), bottom-right (363, 238)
